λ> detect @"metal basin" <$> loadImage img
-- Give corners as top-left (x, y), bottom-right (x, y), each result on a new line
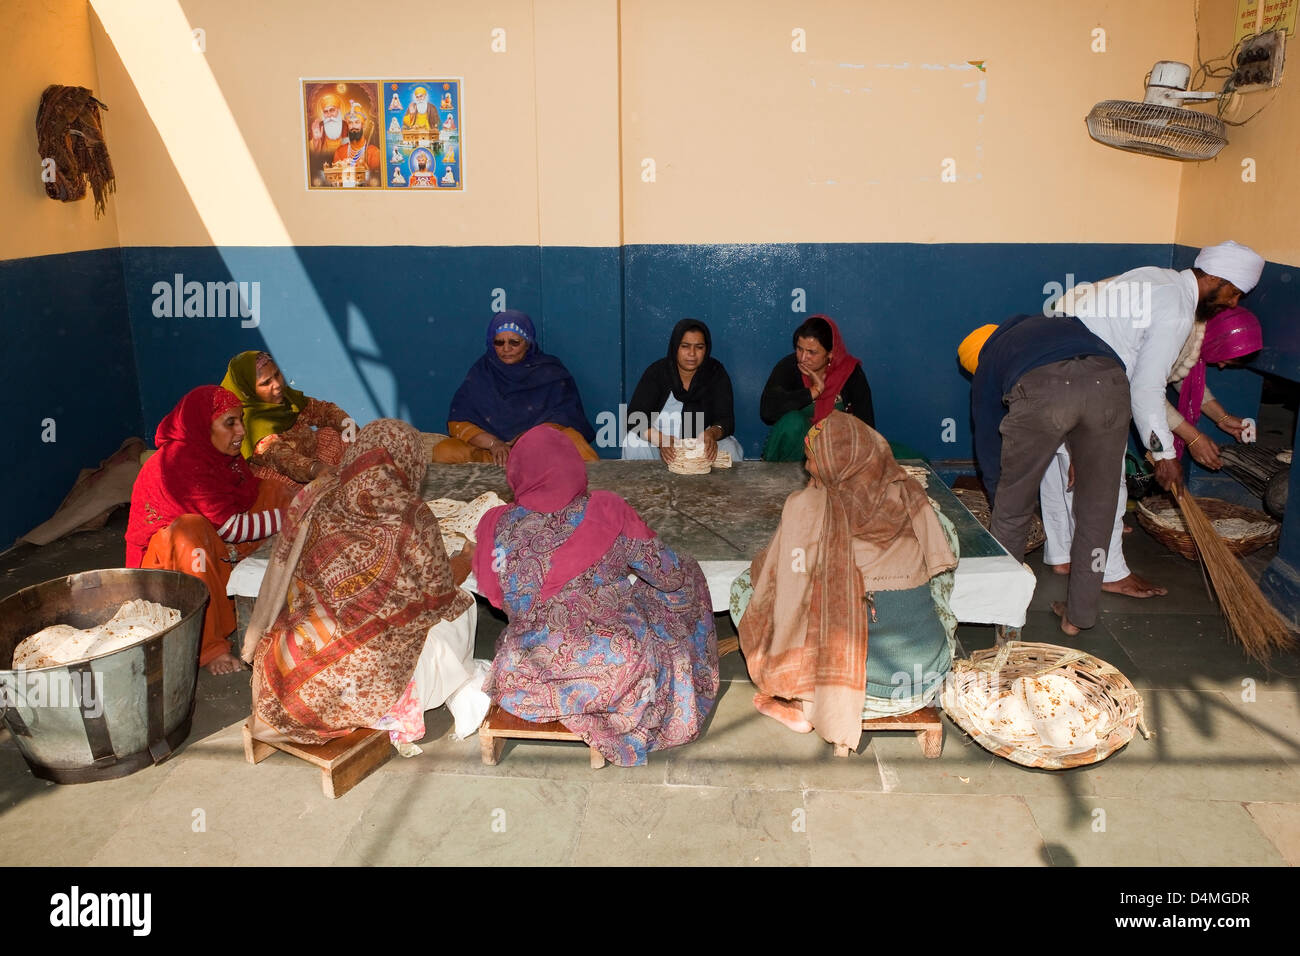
top-left (0, 569), bottom-right (209, 784)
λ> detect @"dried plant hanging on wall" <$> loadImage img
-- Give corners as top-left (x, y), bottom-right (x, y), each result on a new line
top-left (36, 85), bottom-right (116, 218)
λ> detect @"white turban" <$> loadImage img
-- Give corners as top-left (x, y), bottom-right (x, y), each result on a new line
top-left (1194, 240), bottom-right (1265, 293)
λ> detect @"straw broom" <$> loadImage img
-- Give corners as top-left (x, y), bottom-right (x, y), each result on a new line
top-left (1171, 483), bottom-right (1296, 663)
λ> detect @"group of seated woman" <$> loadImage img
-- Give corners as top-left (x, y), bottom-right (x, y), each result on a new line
top-left (124, 305), bottom-right (959, 762)
top-left (125, 350), bottom-right (357, 676)
top-left (428, 309), bottom-right (881, 466)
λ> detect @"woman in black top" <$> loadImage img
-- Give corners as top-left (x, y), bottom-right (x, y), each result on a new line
top-left (760, 314), bottom-right (875, 461)
top-left (623, 318), bottom-right (744, 463)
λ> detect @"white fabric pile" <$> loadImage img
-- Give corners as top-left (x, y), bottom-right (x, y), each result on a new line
top-left (960, 673), bottom-right (1106, 754)
top-left (14, 599), bottom-right (181, 669)
top-left (426, 492), bottom-right (506, 555)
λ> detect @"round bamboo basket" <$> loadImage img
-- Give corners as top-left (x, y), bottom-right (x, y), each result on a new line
top-left (940, 641), bottom-right (1147, 770)
top-left (953, 487), bottom-right (1045, 552)
top-left (1135, 494), bottom-right (1278, 560)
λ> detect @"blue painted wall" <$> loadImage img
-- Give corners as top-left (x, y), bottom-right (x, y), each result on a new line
top-left (20, 239), bottom-right (1288, 556)
top-left (124, 241), bottom-right (1186, 466)
top-left (3, 248), bottom-right (141, 547)
top-left (622, 242), bottom-right (1176, 459)
top-left (119, 246), bottom-right (623, 447)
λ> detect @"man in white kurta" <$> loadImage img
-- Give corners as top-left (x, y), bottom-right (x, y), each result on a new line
top-left (1039, 241), bottom-right (1265, 598)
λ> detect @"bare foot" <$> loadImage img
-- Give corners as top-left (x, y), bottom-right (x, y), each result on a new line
top-left (1050, 601), bottom-right (1081, 636)
top-left (1049, 562), bottom-right (1071, 576)
top-left (205, 652), bottom-right (245, 676)
top-left (753, 693), bottom-right (813, 733)
top-left (1102, 573), bottom-right (1167, 598)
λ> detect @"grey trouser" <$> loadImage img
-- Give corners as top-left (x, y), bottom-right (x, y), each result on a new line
top-left (989, 355), bottom-right (1130, 629)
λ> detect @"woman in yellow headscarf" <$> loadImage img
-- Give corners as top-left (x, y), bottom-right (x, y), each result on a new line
top-left (221, 351), bottom-right (352, 491)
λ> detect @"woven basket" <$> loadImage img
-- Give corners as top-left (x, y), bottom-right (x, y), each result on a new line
top-left (953, 487), bottom-right (1045, 552)
top-left (1135, 494), bottom-right (1278, 560)
top-left (941, 641), bottom-right (1147, 770)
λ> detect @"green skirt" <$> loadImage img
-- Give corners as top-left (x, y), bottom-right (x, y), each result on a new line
top-left (761, 405), bottom-right (929, 463)
top-left (761, 404), bottom-right (836, 461)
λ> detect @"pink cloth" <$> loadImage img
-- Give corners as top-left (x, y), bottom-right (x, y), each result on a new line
top-left (473, 426), bottom-right (654, 605)
top-left (1174, 307), bottom-right (1263, 459)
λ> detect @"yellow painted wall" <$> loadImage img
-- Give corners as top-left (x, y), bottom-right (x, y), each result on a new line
top-left (3, 0), bottom-right (121, 260)
top-left (620, 0), bottom-right (1195, 244)
top-left (71, 0), bottom-right (1214, 250)
top-left (535, 0), bottom-right (622, 246)
top-left (88, 0), bottom-right (620, 248)
top-left (1176, 0), bottom-right (1300, 265)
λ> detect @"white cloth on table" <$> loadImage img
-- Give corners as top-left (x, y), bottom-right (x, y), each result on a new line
top-left (946, 555), bottom-right (1036, 628)
top-left (234, 556), bottom-right (1033, 625)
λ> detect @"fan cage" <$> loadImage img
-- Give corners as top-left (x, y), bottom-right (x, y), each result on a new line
top-left (1087, 99), bottom-right (1227, 161)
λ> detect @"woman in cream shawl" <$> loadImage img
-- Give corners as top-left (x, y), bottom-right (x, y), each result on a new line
top-left (739, 411), bottom-right (957, 752)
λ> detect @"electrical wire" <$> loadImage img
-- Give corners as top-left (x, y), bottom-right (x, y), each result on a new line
top-left (1190, 0), bottom-right (1278, 126)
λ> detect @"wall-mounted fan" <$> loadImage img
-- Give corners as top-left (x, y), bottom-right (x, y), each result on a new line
top-left (1087, 61), bottom-right (1227, 161)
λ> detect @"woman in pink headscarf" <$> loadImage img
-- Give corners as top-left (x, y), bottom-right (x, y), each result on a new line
top-left (472, 426), bottom-right (719, 766)
top-left (1166, 306), bottom-right (1263, 469)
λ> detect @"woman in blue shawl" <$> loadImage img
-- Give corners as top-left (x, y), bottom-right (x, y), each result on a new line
top-left (434, 311), bottom-right (599, 465)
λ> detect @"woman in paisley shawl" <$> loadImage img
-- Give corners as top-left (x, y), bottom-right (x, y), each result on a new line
top-left (472, 425), bottom-right (719, 766)
top-left (241, 419), bottom-right (489, 746)
top-left (733, 411), bottom-right (959, 752)
top-left (220, 350), bottom-right (352, 491)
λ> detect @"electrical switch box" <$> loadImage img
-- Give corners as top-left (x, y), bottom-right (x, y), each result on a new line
top-left (1229, 29), bottom-right (1286, 93)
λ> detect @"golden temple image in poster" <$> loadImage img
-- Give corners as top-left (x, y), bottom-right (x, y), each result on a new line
top-left (302, 78), bottom-right (463, 191)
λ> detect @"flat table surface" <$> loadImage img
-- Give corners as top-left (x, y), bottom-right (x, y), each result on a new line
top-left (421, 458), bottom-right (1008, 565)
top-left (234, 459), bottom-right (1033, 624)
top-left (422, 460), bottom-right (806, 561)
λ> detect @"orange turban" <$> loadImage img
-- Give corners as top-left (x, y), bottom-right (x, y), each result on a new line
top-left (958, 324), bottom-right (998, 374)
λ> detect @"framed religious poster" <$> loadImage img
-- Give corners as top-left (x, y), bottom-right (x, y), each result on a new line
top-left (302, 78), bottom-right (463, 191)
top-left (302, 81), bottom-right (384, 189)
top-left (381, 80), bottom-right (462, 190)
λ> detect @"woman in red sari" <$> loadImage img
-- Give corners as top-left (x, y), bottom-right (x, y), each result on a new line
top-left (125, 386), bottom-right (293, 675)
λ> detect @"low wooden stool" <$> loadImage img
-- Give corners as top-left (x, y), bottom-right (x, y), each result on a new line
top-left (478, 704), bottom-right (606, 769)
top-left (242, 720), bottom-right (393, 798)
top-left (832, 706), bottom-right (944, 759)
